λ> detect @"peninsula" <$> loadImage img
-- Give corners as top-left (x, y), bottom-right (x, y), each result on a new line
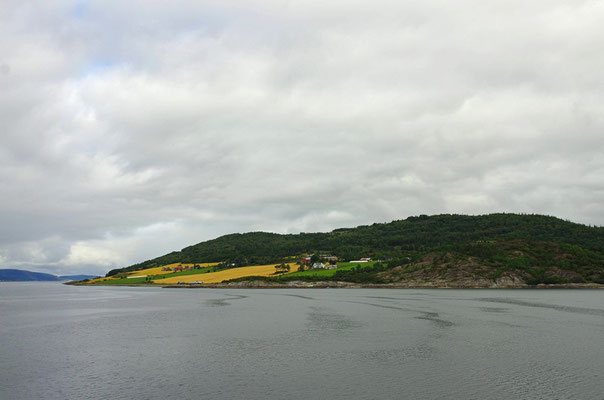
top-left (75, 213), bottom-right (604, 288)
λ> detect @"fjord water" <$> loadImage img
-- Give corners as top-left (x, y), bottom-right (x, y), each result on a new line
top-left (1, 284), bottom-right (603, 400)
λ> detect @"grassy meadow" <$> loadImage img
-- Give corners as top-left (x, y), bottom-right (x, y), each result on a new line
top-left (284, 261), bottom-right (378, 278)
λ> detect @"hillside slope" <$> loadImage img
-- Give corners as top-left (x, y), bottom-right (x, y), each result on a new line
top-left (377, 239), bottom-right (604, 286)
top-left (107, 214), bottom-right (603, 286)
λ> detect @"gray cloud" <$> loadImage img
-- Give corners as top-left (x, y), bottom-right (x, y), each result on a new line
top-left (1, 0), bottom-right (603, 275)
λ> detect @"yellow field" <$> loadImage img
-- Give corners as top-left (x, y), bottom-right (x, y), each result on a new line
top-left (86, 277), bottom-right (112, 283)
top-left (154, 264), bottom-right (281, 284)
top-left (126, 262), bottom-right (221, 276)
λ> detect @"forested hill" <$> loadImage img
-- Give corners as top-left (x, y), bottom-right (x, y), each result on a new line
top-left (108, 214), bottom-right (603, 277)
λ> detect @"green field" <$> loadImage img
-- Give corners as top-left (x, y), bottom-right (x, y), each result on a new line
top-left (284, 261), bottom-right (379, 278)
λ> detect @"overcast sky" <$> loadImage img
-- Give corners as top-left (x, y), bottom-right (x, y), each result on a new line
top-left (1, 1), bottom-right (603, 275)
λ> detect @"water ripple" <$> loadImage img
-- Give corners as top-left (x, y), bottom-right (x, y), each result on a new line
top-left (478, 298), bottom-right (604, 317)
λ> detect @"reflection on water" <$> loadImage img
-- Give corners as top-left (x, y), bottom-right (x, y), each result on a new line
top-left (477, 297), bottom-right (604, 316)
top-left (1, 283), bottom-right (603, 400)
top-left (478, 306), bottom-right (509, 313)
top-left (415, 311), bottom-right (454, 327)
top-left (204, 294), bottom-right (248, 307)
top-left (306, 306), bottom-right (362, 332)
top-left (279, 293), bottom-right (315, 300)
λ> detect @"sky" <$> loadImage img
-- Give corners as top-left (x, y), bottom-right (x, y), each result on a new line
top-left (1, 1), bottom-right (603, 275)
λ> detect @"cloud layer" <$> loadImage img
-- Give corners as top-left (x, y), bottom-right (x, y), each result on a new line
top-left (1, 1), bottom-right (603, 275)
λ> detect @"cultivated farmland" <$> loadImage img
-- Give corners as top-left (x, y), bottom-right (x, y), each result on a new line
top-left (154, 264), bottom-right (282, 284)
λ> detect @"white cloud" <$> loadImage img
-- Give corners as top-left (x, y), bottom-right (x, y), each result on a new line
top-left (0, 0), bottom-right (602, 274)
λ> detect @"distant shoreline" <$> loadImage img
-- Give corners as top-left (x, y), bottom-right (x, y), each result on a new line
top-left (69, 281), bottom-right (604, 289)
top-left (164, 283), bottom-right (604, 289)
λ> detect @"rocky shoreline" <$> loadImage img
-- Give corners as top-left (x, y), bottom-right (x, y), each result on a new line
top-left (160, 280), bottom-right (604, 289)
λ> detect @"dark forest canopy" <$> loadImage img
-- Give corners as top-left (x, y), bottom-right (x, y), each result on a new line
top-left (107, 213), bottom-right (603, 278)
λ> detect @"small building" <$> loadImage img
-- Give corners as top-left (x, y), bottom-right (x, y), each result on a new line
top-left (350, 258), bottom-right (372, 263)
top-left (311, 262), bottom-right (326, 269)
top-left (324, 264), bottom-right (338, 270)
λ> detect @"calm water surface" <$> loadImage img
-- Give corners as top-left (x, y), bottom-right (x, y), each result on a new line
top-left (1, 283), bottom-right (603, 399)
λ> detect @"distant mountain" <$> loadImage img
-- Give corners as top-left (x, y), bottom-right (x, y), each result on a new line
top-left (0, 269), bottom-right (60, 281)
top-left (0, 269), bottom-right (98, 282)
